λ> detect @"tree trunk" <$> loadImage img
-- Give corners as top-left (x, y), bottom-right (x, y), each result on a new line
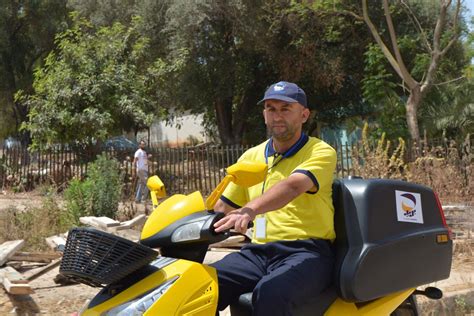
top-left (214, 98), bottom-right (236, 145)
top-left (406, 85), bottom-right (422, 149)
top-left (232, 84), bottom-right (260, 145)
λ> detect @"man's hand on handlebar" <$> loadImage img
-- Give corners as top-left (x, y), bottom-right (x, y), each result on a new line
top-left (213, 207), bottom-right (256, 234)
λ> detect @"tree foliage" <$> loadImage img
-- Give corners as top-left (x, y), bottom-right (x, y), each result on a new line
top-left (19, 13), bottom-right (163, 148)
top-left (360, 1), bottom-right (471, 141)
top-left (0, 0), bottom-right (69, 141)
top-left (1, 0), bottom-right (472, 146)
top-left (149, 0), bottom-right (371, 144)
top-left (358, 0), bottom-right (467, 143)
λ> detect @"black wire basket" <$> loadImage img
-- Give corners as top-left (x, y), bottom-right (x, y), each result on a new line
top-left (59, 227), bottom-right (158, 287)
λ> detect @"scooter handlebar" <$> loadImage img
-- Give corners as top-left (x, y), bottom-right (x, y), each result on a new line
top-left (209, 211), bottom-right (253, 235)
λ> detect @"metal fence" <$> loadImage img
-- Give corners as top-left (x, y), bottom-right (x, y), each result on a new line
top-left (1, 143), bottom-right (353, 195)
top-left (0, 144), bottom-right (255, 195)
top-left (1, 138), bottom-right (471, 196)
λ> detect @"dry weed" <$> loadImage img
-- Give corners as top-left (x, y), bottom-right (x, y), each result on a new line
top-left (351, 123), bottom-right (406, 179)
top-left (351, 124), bottom-right (472, 204)
top-left (0, 194), bottom-right (74, 250)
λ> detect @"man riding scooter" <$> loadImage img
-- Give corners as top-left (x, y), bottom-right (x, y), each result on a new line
top-left (211, 81), bottom-right (337, 315)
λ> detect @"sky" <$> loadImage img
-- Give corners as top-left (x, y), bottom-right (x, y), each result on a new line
top-left (466, 0), bottom-right (474, 24)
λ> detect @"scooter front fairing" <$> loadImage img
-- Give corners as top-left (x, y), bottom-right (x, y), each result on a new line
top-left (82, 257), bottom-right (219, 316)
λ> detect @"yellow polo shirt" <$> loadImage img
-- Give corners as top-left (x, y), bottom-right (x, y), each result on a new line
top-left (220, 134), bottom-right (336, 244)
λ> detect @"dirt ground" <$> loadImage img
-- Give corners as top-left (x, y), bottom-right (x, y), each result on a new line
top-left (0, 192), bottom-right (473, 315)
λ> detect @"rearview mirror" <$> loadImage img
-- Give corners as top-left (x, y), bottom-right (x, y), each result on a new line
top-left (226, 160), bottom-right (268, 187)
top-left (147, 176), bottom-right (167, 207)
top-left (147, 175), bottom-right (166, 196)
top-left (205, 160), bottom-right (267, 210)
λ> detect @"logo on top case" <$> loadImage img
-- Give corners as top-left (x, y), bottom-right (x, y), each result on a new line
top-left (395, 190), bottom-right (423, 224)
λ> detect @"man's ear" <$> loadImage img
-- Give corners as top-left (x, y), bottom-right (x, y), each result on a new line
top-left (302, 108), bottom-right (310, 123)
top-left (263, 109), bottom-right (267, 124)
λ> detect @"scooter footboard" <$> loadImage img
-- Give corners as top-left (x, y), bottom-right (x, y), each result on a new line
top-left (81, 258), bottom-right (219, 316)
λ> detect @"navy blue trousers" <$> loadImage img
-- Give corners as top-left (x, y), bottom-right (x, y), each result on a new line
top-left (210, 239), bottom-right (335, 316)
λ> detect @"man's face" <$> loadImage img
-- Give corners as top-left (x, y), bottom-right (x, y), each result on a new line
top-left (139, 141), bottom-right (146, 149)
top-left (263, 99), bottom-right (310, 142)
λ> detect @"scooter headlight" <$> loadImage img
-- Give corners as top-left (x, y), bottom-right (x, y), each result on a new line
top-left (171, 220), bottom-right (206, 242)
top-left (102, 276), bottom-right (178, 315)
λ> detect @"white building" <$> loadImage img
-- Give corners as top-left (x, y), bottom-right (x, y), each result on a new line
top-left (137, 113), bottom-right (210, 147)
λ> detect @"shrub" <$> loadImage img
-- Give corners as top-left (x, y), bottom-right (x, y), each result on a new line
top-left (64, 153), bottom-right (123, 222)
top-left (64, 177), bottom-right (93, 224)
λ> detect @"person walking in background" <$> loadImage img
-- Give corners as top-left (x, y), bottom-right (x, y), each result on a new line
top-left (133, 140), bottom-right (150, 203)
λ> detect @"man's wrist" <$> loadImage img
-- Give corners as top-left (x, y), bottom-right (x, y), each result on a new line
top-left (241, 206), bottom-right (257, 220)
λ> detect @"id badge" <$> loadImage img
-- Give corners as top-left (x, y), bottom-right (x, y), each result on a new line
top-left (255, 217), bottom-right (266, 239)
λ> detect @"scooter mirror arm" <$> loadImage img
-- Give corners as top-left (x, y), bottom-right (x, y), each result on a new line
top-left (150, 191), bottom-right (159, 208)
top-left (205, 174), bottom-right (235, 210)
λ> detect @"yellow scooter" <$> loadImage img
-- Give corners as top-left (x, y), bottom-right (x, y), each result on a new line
top-left (60, 160), bottom-right (452, 315)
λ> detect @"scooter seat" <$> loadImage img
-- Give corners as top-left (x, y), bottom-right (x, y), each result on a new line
top-left (229, 286), bottom-right (337, 316)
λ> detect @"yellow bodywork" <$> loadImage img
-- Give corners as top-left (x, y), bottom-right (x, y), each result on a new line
top-left (324, 288), bottom-right (415, 316)
top-left (141, 191), bottom-right (206, 240)
top-left (81, 259), bottom-right (219, 316)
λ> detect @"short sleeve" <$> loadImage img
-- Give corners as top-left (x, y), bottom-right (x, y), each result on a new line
top-left (292, 144), bottom-right (336, 194)
top-left (220, 181), bottom-right (249, 208)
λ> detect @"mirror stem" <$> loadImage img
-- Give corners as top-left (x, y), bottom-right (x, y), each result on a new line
top-left (205, 175), bottom-right (235, 210)
top-left (150, 191), bottom-right (159, 208)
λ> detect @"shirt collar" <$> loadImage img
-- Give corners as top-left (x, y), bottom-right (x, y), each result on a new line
top-left (265, 133), bottom-right (309, 160)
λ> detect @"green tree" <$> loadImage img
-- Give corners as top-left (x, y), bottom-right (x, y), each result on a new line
top-left (358, 0), bottom-right (465, 144)
top-left (421, 79), bottom-right (474, 140)
top-left (358, 1), bottom-right (470, 142)
top-left (67, 0), bottom-right (136, 27)
top-left (67, 0), bottom-right (171, 62)
top-left (0, 0), bottom-right (69, 141)
top-left (19, 13), bottom-right (163, 149)
top-left (151, 0), bottom-right (371, 144)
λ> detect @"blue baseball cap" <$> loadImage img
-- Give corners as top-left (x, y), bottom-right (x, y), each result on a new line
top-left (258, 81), bottom-right (307, 108)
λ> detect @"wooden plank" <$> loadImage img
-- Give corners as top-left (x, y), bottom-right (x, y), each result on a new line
top-left (25, 259), bottom-right (61, 281)
top-left (79, 216), bottom-right (100, 228)
top-left (92, 217), bottom-right (120, 228)
top-left (10, 252), bottom-right (61, 263)
top-left (114, 214), bottom-right (147, 231)
top-left (80, 216), bottom-right (121, 229)
top-left (0, 240), bottom-right (25, 266)
top-left (0, 266), bottom-right (28, 284)
top-left (7, 261), bottom-right (48, 270)
top-left (5, 261), bottom-right (22, 270)
top-left (2, 278), bottom-right (34, 295)
top-left (113, 229), bottom-right (141, 242)
top-left (45, 235), bottom-right (66, 251)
